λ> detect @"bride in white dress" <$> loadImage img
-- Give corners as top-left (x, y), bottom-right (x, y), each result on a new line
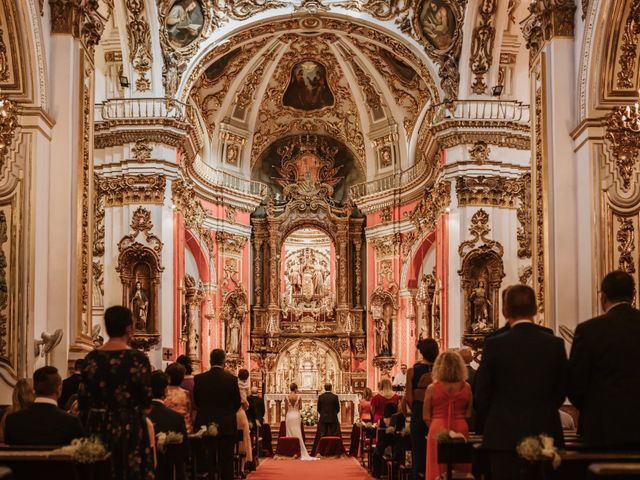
top-left (285, 383), bottom-right (317, 460)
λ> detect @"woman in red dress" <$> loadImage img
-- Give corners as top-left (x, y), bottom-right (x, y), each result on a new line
top-left (358, 387), bottom-right (373, 423)
top-left (371, 378), bottom-right (399, 424)
top-left (423, 351), bottom-right (473, 480)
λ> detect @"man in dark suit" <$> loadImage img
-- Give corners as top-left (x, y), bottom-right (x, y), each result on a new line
top-left (317, 383), bottom-right (340, 437)
top-left (247, 386), bottom-right (265, 429)
top-left (58, 358), bottom-right (86, 409)
top-left (149, 371), bottom-right (188, 480)
top-left (475, 285), bottom-right (567, 480)
top-left (194, 349), bottom-right (241, 480)
top-left (569, 270), bottom-right (640, 449)
top-left (5, 366), bottom-right (84, 445)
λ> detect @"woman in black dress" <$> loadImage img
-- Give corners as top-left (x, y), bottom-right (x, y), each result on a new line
top-left (78, 306), bottom-right (154, 480)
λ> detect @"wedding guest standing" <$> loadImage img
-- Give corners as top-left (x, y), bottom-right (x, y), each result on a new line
top-left (194, 349), bottom-right (241, 480)
top-left (404, 338), bottom-right (439, 480)
top-left (78, 306), bottom-right (154, 480)
top-left (59, 358), bottom-right (86, 409)
top-left (371, 378), bottom-right (399, 424)
top-left (569, 270), bottom-right (640, 449)
top-left (0, 378), bottom-right (34, 442)
top-left (247, 386), bottom-right (266, 429)
top-left (164, 362), bottom-right (193, 433)
top-left (176, 355), bottom-right (195, 401)
top-left (5, 367), bottom-right (84, 445)
top-left (475, 285), bottom-right (567, 480)
top-left (237, 369), bottom-right (253, 472)
top-left (358, 387), bottom-right (373, 423)
top-left (424, 351), bottom-right (472, 480)
top-left (149, 371), bottom-right (188, 480)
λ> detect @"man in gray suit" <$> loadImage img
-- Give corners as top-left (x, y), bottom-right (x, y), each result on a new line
top-left (317, 383), bottom-right (340, 437)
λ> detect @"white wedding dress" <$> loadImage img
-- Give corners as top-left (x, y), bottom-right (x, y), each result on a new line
top-left (285, 395), bottom-right (317, 460)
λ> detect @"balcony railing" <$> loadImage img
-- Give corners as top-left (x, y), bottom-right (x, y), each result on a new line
top-left (350, 160), bottom-right (427, 200)
top-left (95, 97), bottom-right (194, 123)
top-left (432, 99), bottom-right (530, 124)
top-left (192, 157), bottom-right (269, 198)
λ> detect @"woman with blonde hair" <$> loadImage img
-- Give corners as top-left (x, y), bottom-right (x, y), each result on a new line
top-left (358, 387), bottom-right (373, 423)
top-left (371, 378), bottom-right (399, 424)
top-left (423, 351), bottom-right (472, 480)
top-left (0, 379), bottom-right (35, 442)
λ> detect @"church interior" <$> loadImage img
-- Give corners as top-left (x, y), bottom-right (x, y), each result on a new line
top-left (1, 0), bottom-right (639, 463)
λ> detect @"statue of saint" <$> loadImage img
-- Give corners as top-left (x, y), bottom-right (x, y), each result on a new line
top-left (470, 280), bottom-right (491, 332)
top-left (130, 280), bottom-right (149, 331)
top-left (375, 317), bottom-right (389, 356)
top-left (227, 313), bottom-right (241, 354)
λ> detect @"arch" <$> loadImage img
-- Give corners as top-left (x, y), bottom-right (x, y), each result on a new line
top-left (185, 228), bottom-right (210, 283)
top-left (401, 229), bottom-right (437, 290)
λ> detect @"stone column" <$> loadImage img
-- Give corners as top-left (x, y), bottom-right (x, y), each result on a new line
top-left (185, 278), bottom-right (205, 372)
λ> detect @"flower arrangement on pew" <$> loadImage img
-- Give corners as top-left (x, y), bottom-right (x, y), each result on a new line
top-left (68, 437), bottom-right (108, 464)
top-left (193, 422), bottom-right (219, 438)
top-left (516, 434), bottom-right (561, 469)
top-left (301, 405), bottom-right (319, 426)
top-left (156, 431), bottom-right (184, 454)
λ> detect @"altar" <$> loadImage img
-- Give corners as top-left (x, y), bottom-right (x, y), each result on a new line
top-left (264, 393), bottom-right (360, 425)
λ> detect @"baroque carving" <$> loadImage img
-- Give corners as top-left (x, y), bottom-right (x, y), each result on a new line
top-left (517, 173), bottom-right (532, 258)
top-left (216, 231), bottom-right (248, 256)
top-left (172, 175), bottom-right (209, 230)
top-left (456, 175), bottom-right (524, 208)
top-left (405, 181), bottom-right (451, 232)
top-left (131, 140), bottom-right (152, 161)
top-left (95, 174), bottom-right (166, 207)
top-left (469, 0), bottom-right (497, 94)
top-left (125, 0), bottom-right (153, 91)
top-left (616, 0), bottom-right (640, 89)
top-left (605, 105), bottom-right (640, 191)
top-left (0, 96), bottom-right (17, 169)
top-left (469, 141), bottom-right (490, 164)
top-left (0, 212), bottom-right (7, 358)
top-left (371, 233), bottom-right (401, 258)
top-left (617, 216), bottom-right (636, 273)
top-left (520, 0), bottom-right (576, 65)
top-left (48, 0), bottom-right (105, 51)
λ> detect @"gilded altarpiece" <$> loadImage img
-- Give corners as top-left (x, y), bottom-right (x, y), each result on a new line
top-left (250, 136), bottom-right (365, 394)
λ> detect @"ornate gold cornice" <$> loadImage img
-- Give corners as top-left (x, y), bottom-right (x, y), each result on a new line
top-left (95, 174), bottom-right (166, 207)
top-left (520, 0), bottom-right (576, 66)
top-left (436, 129), bottom-right (531, 151)
top-left (94, 128), bottom-right (197, 163)
top-left (371, 233), bottom-right (401, 258)
top-left (48, 0), bottom-right (105, 51)
top-left (456, 175), bottom-right (524, 208)
top-left (171, 176), bottom-right (209, 231)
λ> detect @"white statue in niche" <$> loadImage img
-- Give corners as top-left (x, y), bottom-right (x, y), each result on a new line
top-left (130, 280), bottom-right (149, 332)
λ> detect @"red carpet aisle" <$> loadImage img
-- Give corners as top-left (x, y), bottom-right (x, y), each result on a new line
top-left (248, 458), bottom-right (374, 480)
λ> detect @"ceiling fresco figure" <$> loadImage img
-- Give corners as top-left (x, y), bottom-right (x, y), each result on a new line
top-left (283, 61), bottom-right (334, 111)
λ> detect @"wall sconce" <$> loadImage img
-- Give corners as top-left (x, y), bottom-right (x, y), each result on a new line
top-left (491, 85), bottom-right (504, 97)
top-left (119, 76), bottom-right (130, 88)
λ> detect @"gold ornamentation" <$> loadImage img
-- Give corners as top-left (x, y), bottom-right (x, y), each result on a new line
top-left (581, 0), bottom-right (589, 20)
top-left (517, 173), bottom-right (532, 259)
top-left (617, 217), bottom-right (636, 273)
top-left (470, 0), bottom-right (497, 94)
top-left (216, 231), bottom-right (248, 256)
top-left (456, 175), bottom-right (523, 208)
top-left (79, 61), bottom-right (92, 320)
top-left (0, 96), bottom-right (17, 169)
top-left (125, 0), bottom-right (153, 91)
top-left (225, 205), bottom-right (237, 223)
top-left (371, 233), bottom-right (401, 258)
top-left (95, 174), bottom-right (166, 207)
top-left (605, 104), bottom-right (640, 191)
top-left (532, 68), bottom-right (547, 314)
top-left (469, 141), bottom-right (490, 164)
top-left (0, 212), bottom-right (7, 357)
top-left (93, 173), bottom-right (105, 296)
top-left (458, 209), bottom-right (504, 257)
top-left (172, 176), bottom-right (210, 230)
top-left (519, 265), bottom-right (533, 285)
top-left (0, 25), bottom-right (8, 82)
top-left (616, 0), bottom-right (640, 89)
top-left (380, 206), bottom-right (392, 223)
top-left (405, 181), bottom-right (451, 232)
top-left (347, 56), bottom-right (384, 114)
top-left (520, 0), bottom-right (576, 66)
top-left (48, 0), bottom-right (105, 51)
top-left (131, 140), bottom-right (152, 161)
top-left (401, 231), bottom-right (417, 258)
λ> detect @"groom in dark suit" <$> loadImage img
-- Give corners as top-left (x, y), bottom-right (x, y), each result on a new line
top-left (475, 285), bottom-right (567, 480)
top-left (317, 383), bottom-right (340, 437)
top-left (194, 349), bottom-right (241, 480)
top-left (569, 270), bottom-right (640, 449)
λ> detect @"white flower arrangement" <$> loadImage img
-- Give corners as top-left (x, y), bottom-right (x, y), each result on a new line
top-left (156, 431), bottom-right (184, 454)
top-left (69, 437), bottom-right (108, 464)
top-left (300, 405), bottom-right (319, 426)
top-left (193, 422), bottom-right (219, 438)
top-left (516, 434), bottom-right (561, 469)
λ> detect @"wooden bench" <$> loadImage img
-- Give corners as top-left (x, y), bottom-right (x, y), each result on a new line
top-left (0, 447), bottom-right (112, 480)
top-left (587, 462), bottom-right (640, 478)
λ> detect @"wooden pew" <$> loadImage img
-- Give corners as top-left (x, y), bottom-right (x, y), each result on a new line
top-left (0, 447), bottom-right (112, 480)
top-left (587, 462), bottom-right (640, 478)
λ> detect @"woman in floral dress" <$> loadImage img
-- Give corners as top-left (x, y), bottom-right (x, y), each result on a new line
top-left (78, 306), bottom-right (154, 480)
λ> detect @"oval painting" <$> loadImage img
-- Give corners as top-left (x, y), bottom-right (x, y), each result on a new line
top-left (165, 0), bottom-right (204, 49)
top-left (282, 61), bottom-right (334, 111)
top-left (417, 0), bottom-right (457, 52)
